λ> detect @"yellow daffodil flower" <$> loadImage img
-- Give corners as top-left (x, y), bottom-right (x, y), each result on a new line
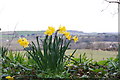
top-left (44, 26), bottom-right (55, 36)
top-left (6, 76), bottom-right (14, 80)
top-left (66, 35), bottom-right (72, 40)
top-left (58, 25), bottom-right (66, 33)
top-left (72, 36), bottom-right (78, 42)
top-left (44, 29), bottom-right (53, 36)
top-left (17, 38), bottom-right (27, 43)
top-left (17, 38), bottom-right (22, 43)
top-left (18, 38), bottom-right (29, 48)
top-left (19, 41), bottom-right (29, 48)
top-left (48, 26), bottom-right (55, 33)
top-left (63, 32), bottom-right (71, 40)
top-left (63, 32), bottom-right (70, 37)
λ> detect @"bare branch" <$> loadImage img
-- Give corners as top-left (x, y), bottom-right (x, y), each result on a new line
top-left (105, 0), bottom-right (120, 13)
top-left (105, 0), bottom-right (120, 4)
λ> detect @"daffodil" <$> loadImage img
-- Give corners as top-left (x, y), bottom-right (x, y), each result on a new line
top-left (62, 32), bottom-right (72, 40)
top-left (58, 25), bottom-right (66, 33)
top-left (63, 32), bottom-right (70, 37)
top-left (66, 35), bottom-right (72, 40)
top-left (18, 38), bottom-right (29, 48)
top-left (44, 29), bottom-right (53, 36)
top-left (6, 76), bottom-right (14, 80)
top-left (72, 36), bottom-right (78, 42)
top-left (44, 26), bottom-right (55, 36)
top-left (48, 26), bottom-right (55, 33)
top-left (17, 38), bottom-right (22, 43)
top-left (19, 41), bottom-right (29, 48)
top-left (17, 38), bottom-right (27, 43)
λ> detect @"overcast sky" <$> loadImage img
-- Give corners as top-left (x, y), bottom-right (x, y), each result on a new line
top-left (0, 0), bottom-right (118, 32)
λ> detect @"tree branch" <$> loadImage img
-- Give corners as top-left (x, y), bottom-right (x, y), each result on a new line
top-left (105, 0), bottom-right (120, 4)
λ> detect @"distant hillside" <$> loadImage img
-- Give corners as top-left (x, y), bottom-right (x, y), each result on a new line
top-left (67, 30), bottom-right (83, 33)
top-left (1, 30), bottom-right (84, 37)
top-left (0, 30), bottom-right (118, 51)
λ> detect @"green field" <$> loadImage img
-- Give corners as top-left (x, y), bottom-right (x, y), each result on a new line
top-left (1, 49), bottom-right (118, 62)
top-left (19, 49), bottom-right (118, 61)
top-left (65, 49), bottom-right (118, 61)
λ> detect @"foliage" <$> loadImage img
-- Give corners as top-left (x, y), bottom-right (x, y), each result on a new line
top-left (0, 47), bottom-right (8, 58)
top-left (65, 53), bottom-right (120, 79)
top-left (1, 46), bottom-right (120, 79)
top-left (25, 33), bottom-right (76, 75)
top-left (1, 49), bottom-right (37, 79)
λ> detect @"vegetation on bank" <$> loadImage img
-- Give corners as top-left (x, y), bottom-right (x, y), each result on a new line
top-left (1, 47), bottom-right (120, 79)
top-left (0, 26), bottom-right (120, 79)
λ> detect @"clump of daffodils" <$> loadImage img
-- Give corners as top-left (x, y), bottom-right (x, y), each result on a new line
top-left (17, 25), bottom-right (78, 74)
top-left (44, 25), bottom-right (78, 42)
top-left (17, 38), bottom-right (29, 48)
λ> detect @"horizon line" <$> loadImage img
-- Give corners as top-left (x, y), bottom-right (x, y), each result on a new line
top-left (0, 30), bottom-right (118, 33)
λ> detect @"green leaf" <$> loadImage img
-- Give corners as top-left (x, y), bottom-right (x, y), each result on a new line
top-left (97, 60), bottom-right (108, 66)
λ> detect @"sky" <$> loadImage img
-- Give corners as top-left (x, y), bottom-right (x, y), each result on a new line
top-left (0, 0), bottom-right (118, 32)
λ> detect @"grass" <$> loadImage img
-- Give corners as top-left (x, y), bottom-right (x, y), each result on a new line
top-left (16, 49), bottom-right (118, 61)
top-left (65, 49), bottom-right (118, 61)
top-left (1, 49), bottom-right (117, 65)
